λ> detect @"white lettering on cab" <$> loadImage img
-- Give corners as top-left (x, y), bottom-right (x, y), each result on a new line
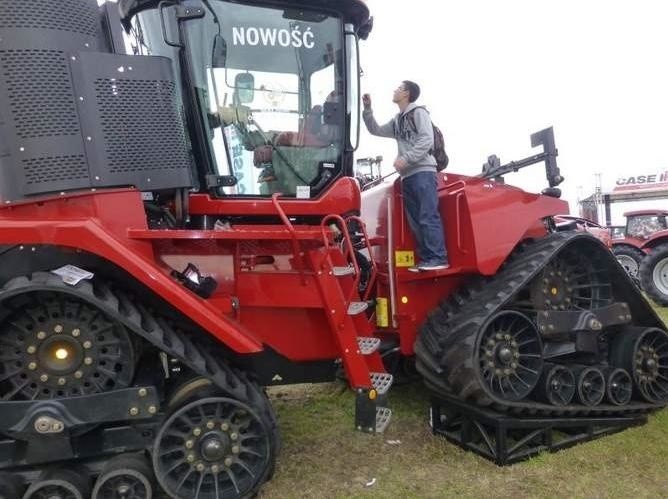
top-left (232, 26), bottom-right (315, 49)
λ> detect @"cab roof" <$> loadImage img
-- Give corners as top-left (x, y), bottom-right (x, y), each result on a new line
top-left (624, 209), bottom-right (668, 218)
top-left (119, 0), bottom-right (371, 34)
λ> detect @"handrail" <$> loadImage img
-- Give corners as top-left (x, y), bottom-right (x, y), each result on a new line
top-left (321, 214), bottom-right (361, 305)
top-left (443, 179), bottom-right (466, 193)
top-left (455, 192), bottom-right (468, 253)
top-left (347, 215), bottom-right (378, 301)
top-left (271, 193), bottom-right (306, 283)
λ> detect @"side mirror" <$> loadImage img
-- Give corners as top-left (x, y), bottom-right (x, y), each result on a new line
top-left (358, 16), bottom-right (374, 40)
top-left (212, 34), bottom-right (227, 67)
top-left (235, 73), bottom-right (255, 104)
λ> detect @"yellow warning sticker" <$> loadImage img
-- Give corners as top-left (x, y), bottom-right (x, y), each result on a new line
top-left (395, 250), bottom-right (415, 267)
top-left (376, 297), bottom-right (389, 328)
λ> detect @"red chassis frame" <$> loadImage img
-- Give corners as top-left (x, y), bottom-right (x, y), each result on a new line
top-left (0, 172), bottom-right (567, 385)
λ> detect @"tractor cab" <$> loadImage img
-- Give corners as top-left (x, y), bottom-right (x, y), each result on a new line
top-left (624, 210), bottom-right (668, 240)
top-left (124, 0), bottom-right (370, 202)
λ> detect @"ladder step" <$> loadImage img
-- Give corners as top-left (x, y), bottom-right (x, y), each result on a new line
top-left (332, 265), bottom-right (355, 277)
top-left (348, 301), bottom-right (369, 315)
top-left (376, 407), bottom-right (392, 433)
top-left (370, 372), bottom-right (394, 395)
top-left (357, 336), bottom-right (381, 355)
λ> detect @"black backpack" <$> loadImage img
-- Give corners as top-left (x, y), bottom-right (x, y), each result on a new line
top-left (400, 107), bottom-right (449, 171)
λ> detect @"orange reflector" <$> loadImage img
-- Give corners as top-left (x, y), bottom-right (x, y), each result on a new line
top-left (369, 389), bottom-right (377, 400)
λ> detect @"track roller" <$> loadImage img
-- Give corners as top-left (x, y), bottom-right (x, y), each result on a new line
top-left (573, 366), bottom-right (606, 406)
top-left (22, 467), bottom-right (90, 499)
top-left (610, 327), bottom-right (668, 403)
top-left (535, 363), bottom-right (575, 406)
top-left (92, 454), bottom-right (154, 499)
top-left (605, 368), bottom-right (633, 406)
top-left (0, 472), bottom-right (24, 499)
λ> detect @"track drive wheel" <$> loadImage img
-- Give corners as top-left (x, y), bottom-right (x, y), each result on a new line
top-left (612, 245), bottom-right (645, 285)
top-left (92, 454), bottom-right (154, 499)
top-left (22, 467), bottom-right (90, 499)
top-left (153, 395), bottom-right (273, 499)
top-left (610, 327), bottom-right (668, 403)
top-left (640, 244), bottom-right (668, 305)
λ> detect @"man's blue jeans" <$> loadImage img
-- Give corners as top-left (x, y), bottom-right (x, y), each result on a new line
top-left (401, 171), bottom-right (448, 265)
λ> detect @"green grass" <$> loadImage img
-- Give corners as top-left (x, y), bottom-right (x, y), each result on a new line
top-left (259, 307), bottom-right (668, 498)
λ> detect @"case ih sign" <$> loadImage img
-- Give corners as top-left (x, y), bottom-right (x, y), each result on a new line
top-left (614, 171), bottom-right (668, 192)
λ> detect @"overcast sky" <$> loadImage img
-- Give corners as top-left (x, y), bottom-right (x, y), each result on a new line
top-left (357, 0), bottom-right (668, 222)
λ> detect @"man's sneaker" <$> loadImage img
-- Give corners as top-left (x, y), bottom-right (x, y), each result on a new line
top-left (418, 261), bottom-right (450, 272)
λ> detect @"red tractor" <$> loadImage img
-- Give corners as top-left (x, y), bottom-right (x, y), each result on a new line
top-left (0, 0), bottom-right (665, 497)
top-left (554, 215), bottom-right (612, 247)
top-left (610, 210), bottom-right (668, 299)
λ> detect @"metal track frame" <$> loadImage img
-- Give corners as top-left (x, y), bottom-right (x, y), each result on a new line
top-left (431, 393), bottom-right (647, 465)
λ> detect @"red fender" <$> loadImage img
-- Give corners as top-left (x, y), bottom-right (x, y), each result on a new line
top-left (0, 189), bottom-right (262, 354)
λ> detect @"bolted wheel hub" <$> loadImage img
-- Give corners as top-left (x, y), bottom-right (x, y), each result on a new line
top-left (636, 345), bottom-right (660, 382)
top-left (37, 335), bottom-right (84, 375)
top-left (495, 345), bottom-right (516, 366)
top-left (0, 292), bottom-right (135, 401)
top-left (201, 434), bottom-right (230, 462)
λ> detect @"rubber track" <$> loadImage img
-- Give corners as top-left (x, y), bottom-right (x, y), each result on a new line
top-left (0, 272), bottom-right (279, 487)
top-left (416, 231), bottom-right (667, 417)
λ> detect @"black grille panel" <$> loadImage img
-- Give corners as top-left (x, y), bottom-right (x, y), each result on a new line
top-left (22, 155), bottom-right (89, 185)
top-left (95, 78), bottom-right (190, 174)
top-left (0, 0), bottom-right (98, 36)
top-left (0, 49), bottom-right (80, 139)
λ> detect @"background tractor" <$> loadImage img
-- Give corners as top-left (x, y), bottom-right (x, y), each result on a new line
top-left (608, 210), bottom-right (668, 299)
top-left (0, 0), bottom-right (665, 497)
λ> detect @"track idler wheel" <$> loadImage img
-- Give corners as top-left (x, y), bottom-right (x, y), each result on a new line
top-left (477, 311), bottom-right (543, 402)
top-left (536, 363), bottom-right (575, 406)
top-left (605, 368), bottom-right (633, 406)
top-left (529, 247), bottom-right (612, 311)
top-left (92, 454), bottom-right (154, 499)
top-left (573, 366), bottom-right (605, 406)
top-left (22, 467), bottom-right (90, 499)
top-left (0, 472), bottom-right (24, 499)
top-left (610, 327), bottom-right (668, 403)
top-left (153, 397), bottom-right (272, 499)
